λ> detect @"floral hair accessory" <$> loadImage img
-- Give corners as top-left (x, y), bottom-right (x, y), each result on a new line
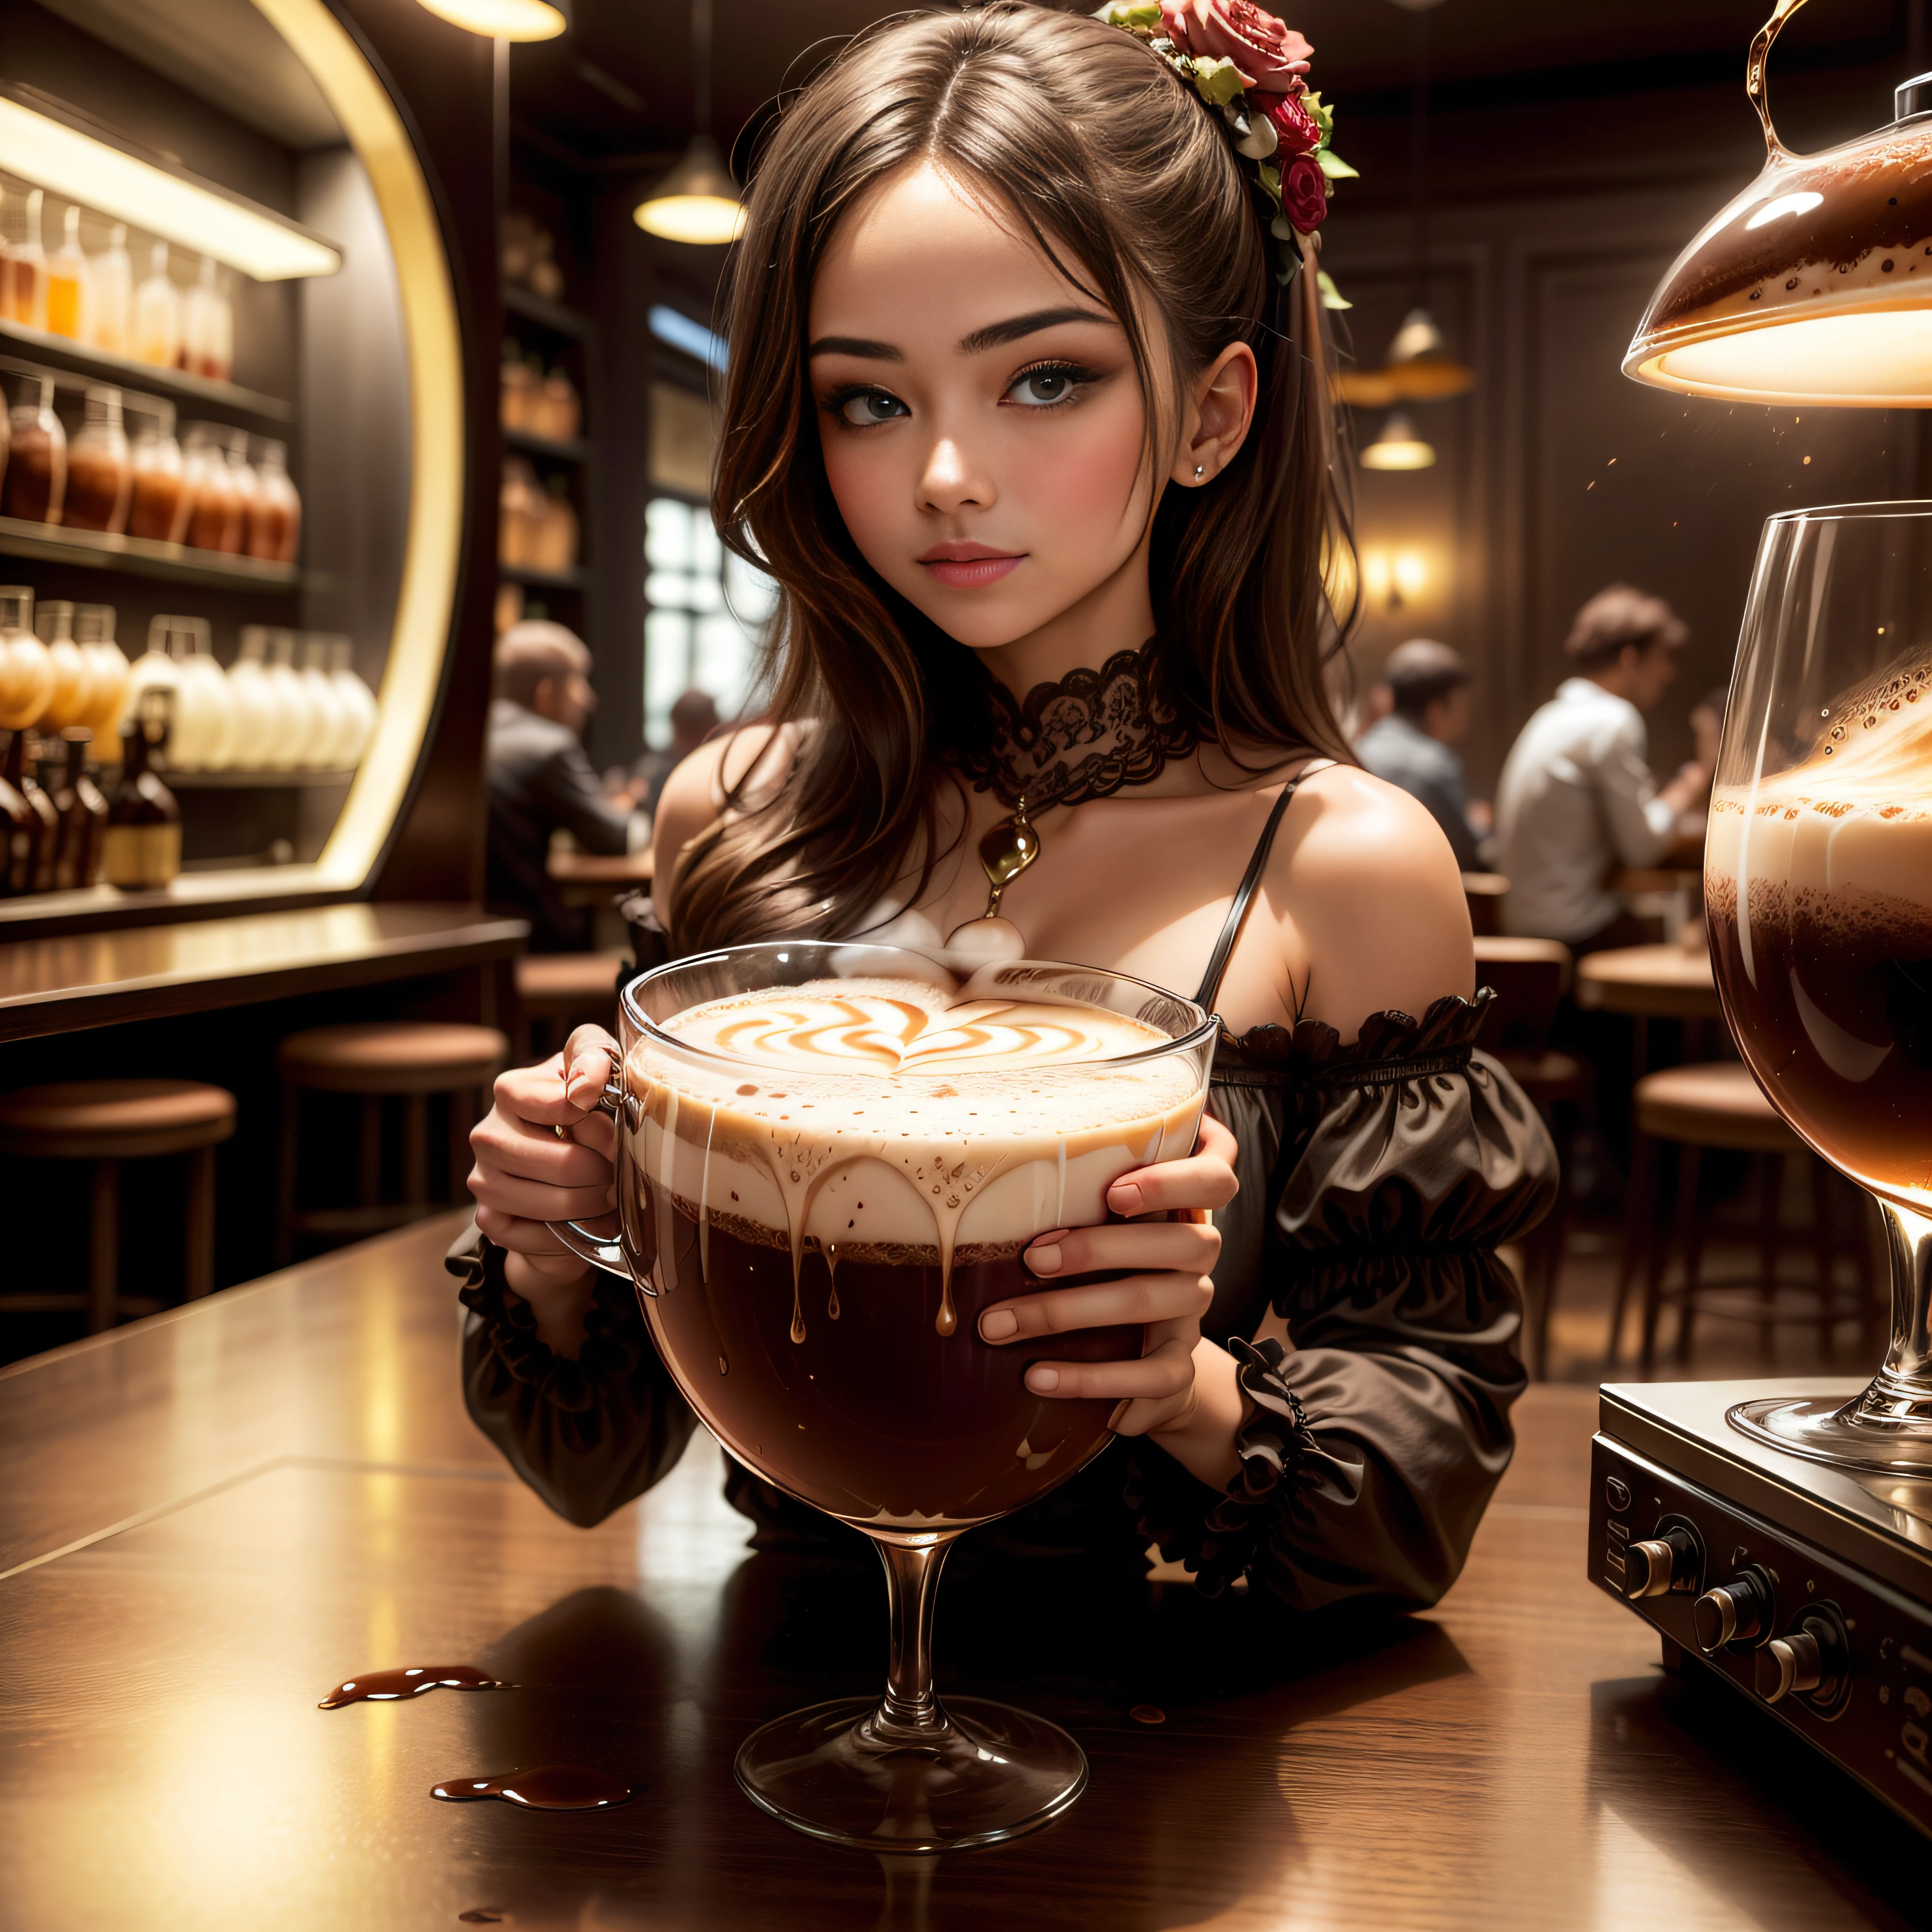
top-left (1094, 0), bottom-right (1357, 280)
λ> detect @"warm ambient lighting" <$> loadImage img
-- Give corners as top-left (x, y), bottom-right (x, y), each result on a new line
top-left (0, 91), bottom-right (339, 281)
top-left (1336, 308), bottom-right (1475, 408)
top-left (634, 136), bottom-right (745, 245)
top-left (1625, 7), bottom-right (1932, 405)
top-left (1360, 410), bottom-right (1437, 471)
top-left (412, 0), bottom-right (569, 40)
top-left (1361, 546), bottom-right (1431, 611)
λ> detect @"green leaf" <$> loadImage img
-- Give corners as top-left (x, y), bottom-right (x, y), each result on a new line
top-left (1191, 56), bottom-right (1249, 107)
top-left (1257, 159), bottom-right (1283, 206)
top-left (1317, 270), bottom-right (1353, 311)
top-left (1301, 89), bottom-right (1335, 145)
top-left (1316, 148), bottom-right (1359, 181)
top-left (1092, 1), bottom-right (1162, 23)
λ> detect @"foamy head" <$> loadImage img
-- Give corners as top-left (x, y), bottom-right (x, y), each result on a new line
top-left (1706, 656), bottom-right (1932, 913)
top-left (622, 979), bottom-right (1208, 1333)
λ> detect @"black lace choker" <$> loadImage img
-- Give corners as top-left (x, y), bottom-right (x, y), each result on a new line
top-left (954, 642), bottom-right (1200, 813)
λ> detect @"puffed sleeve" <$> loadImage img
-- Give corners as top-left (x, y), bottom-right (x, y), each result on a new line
top-left (1130, 993), bottom-right (1557, 1613)
top-left (448, 1218), bottom-right (699, 1528)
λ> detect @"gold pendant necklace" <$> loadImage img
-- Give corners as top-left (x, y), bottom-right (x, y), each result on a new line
top-left (976, 796), bottom-right (1041, 919)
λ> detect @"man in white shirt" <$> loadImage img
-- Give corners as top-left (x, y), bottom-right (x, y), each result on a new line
top-left (1494, 585), bottom-right (1710, 951)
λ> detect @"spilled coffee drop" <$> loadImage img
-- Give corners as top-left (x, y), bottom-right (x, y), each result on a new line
top-left (319, 1664), bottom-right (512, 1708)
top-left (431, 1765), bottom-right (633, 1810)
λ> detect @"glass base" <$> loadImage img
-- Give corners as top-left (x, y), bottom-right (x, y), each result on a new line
top-left (734, 1694), bottom-right (1087, 1853)
top-left (1730, 1380), bottom-right (1932, 1474)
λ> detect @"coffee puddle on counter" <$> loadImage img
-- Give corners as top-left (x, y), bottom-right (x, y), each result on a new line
top-left (318, 1664), bottom-right (514, 1707)
top-left (432, 1765), bottom-right (633, 1810)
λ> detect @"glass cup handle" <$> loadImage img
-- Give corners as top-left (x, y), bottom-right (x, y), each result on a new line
top-left (544, 1047), bottom-right (632, 1279)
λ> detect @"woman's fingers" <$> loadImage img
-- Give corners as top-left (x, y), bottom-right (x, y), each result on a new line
top-left (563, 1025), bottom-right (622, 1109)
top-left (471, 1108), bottom-right (616, 1186)
top-left (1021, 1217), bottom-right (1219, 1283)
top-left (978, 1269), bottom-right (1211, 1343)
top-left (470, 1168), bottom-right (615, 1223)
top-left (1104, 1112), bottom-right (1240, 1218)
top-left (1021, 1332), bottom-right (1196, 1401)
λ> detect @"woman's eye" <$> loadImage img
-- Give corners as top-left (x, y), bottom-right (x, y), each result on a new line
top-left (836, 390), bottom-right (909, 427)
top-left (1008, 366), bottom-right (1084, 408)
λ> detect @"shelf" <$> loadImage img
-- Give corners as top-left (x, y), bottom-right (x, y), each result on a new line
top-left (0, 515), bottom-right (300, 590)
top-left (164, 767), bottom-right (356, 789)
top-left (499, 561), bottom-right (589, 591)
top-left (506, 425), bottom-right (591, 463)
top-left (504, 286), bottom-right (592, 341)
top-left (0, 320), bottom-right (294, 425)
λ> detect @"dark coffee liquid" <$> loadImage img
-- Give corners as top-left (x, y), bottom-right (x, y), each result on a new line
top-left (1708, 874), bottom-right (1932, 1207)
top-left (319, 1664), bottom-right (511, 1708)
top-left (628, 1180), bottom-right (1140, 1528)
top-left (431, 1765), bottom-right (631, 1810)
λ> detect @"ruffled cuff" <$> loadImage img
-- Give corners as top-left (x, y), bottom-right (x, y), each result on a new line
top-left (445, 1223), bottom-right (646, 1416)
top-left (1125, 1337), bottom-right (1363, 1599)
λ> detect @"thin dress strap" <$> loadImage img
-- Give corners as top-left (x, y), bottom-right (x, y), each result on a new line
top-left (1191, 760), bottom-right (1334, 1012)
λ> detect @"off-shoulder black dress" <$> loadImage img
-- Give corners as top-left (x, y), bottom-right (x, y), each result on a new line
top-left (451, 777), bottom-right (1558, 1614)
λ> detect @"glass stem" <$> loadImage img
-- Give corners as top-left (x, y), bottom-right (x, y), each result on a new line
top-left (1872, 1199), bottom-right (1932, 1405)
top-left (870, 1532), bottom-right (959, 1742)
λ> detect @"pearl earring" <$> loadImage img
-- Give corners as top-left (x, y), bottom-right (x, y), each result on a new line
top-left (1194, 464), bottom-right (1205, 480)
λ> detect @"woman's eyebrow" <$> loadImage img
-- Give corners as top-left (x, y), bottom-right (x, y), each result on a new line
top-left (808, 334), bottom-right (901, 361)
top-left (957, 306), bottom-right (1115, 353)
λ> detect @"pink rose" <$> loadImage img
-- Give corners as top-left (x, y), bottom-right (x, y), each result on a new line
top-left (1158, 0), bottom-right (1312, 92)
top-left (1280, 153), bottom-right (1327, 233)
top-left (1261, 91), bottom-right (1320, 155)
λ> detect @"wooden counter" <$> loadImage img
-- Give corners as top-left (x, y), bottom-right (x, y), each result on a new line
top-left (0, 903), bottom-right (529, 1043)
top-left (1, 1216), bottom-right (1924, 1927)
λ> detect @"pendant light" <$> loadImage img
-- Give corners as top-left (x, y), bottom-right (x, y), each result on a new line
top-left (1360, 410), bottom-right (1437, 471)
top-left (635, 0), bottom-right (746, 246)
top-left (412, 0), bottom-right (569, 40)
top-left (1626, 2), bottom-right (1932, 404)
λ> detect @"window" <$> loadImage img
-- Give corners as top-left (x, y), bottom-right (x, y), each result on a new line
top-left (643, 496), bottom-right (776, 748)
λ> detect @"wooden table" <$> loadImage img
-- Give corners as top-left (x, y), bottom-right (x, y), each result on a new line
top-left (547, 849), bottom-right (653, 910)
top-left (1575, 942), bottom-right (1719, 1021)
top-left (3, 1215), bottom-right (1924, 1928)
top-left (0, 903), bottom-right (530, 1043)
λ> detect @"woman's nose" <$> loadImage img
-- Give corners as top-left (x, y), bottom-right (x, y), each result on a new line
top-left (916, 434), bottom-right (995, 516)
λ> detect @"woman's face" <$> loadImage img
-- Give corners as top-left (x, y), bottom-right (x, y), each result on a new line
top-left (806, 161), bottom-right (1170, 663)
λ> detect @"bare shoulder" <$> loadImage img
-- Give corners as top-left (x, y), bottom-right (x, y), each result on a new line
top-left (651, 724), bottom-right (797, 923)
top-left (1273, 761), bottom-right (1474, 1033)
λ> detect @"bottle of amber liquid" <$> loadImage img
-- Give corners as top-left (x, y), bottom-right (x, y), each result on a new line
top-left (101, 691), bottom-right (181, 890)
top-left (45, 725), bottom-right (107, 889)
top-left (0, 724), bottom-right (35, 896)
top-left (3, 725), bottom-right (58, 891)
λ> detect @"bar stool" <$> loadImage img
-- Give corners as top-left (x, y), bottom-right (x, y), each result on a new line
top-left (513, 949), bottom-right (628, 1063)
top-left (0, 1079), bottom-right (236, 1332)
top-left (1610, 1062), bottom-right (1875, 1372)
top-left (1475, 937), bottom-right (1590, 1378)
top-left (275, 1022), bottom-right (507, 1263)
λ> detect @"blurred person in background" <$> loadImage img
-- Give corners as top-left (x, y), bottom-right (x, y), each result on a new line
top-left (1356, 639), bottom-right (1490, 872)
top-left (1494, 584), bottom-right (1710, 954)
top-left (486, 619), bottom-right (642, 952)
top-left (623, 688), bottom-right (722, 824)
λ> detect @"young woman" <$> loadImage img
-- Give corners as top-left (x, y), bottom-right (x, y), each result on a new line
top-left (457, 1), bottom-right (1555, 1612)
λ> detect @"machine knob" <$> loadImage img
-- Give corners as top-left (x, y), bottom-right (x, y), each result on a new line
top-left (1625, 1527), bottom-right (1699, 1600)
top-left (1755, 1614), bottom-right (1849, 1707)
top-left (1691, 1570), bottom-right (1772, 1652)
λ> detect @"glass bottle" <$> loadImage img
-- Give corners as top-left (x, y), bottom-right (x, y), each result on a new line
top-left (224, 437), bottom-right (259, 558)
top-left (101, 689), bottom-right (181, 890)
top-left (499, 456), bottom-right (540, 567)
top-left (31, 599), bottom-right (92, 731)
top-left (74, 604), bottom-right (129, 766)
top-left (183, 425), bottom-right (239, 552)
top-left (328, 637), bottom-right (378, 766)
top-left (63, 387), bottom-right (132, 534)
top-left (133, 242), bottom-right (180, 369)
top-left (183, 257), bottom-right (232, 381)
top-left (46, 725), bottom-right (108, 889)
top-left (4, 189), bottom-right (47, 331)
top-left (44, 204), bottom-right (89, 341)
top-left (539, 366), bottom-right (580, 441)
top-left (88, 223), bottom-right (132, 356)
top-left (247, 439), bottom-right (301, 563)
top-left (535, 471), bottom-right (580, 571)
top-left (297, 634), bottom-right (347, 769)
top-left (265, 628), bottom-right (311, 770)
top-left (2, 377), bottom-right (67, 525)
top-left (168, 616), bottom-right (235, 772)
top-left (6, 724), bottom-right (58, 890)
top-left (500, 339), bottom-right (533, 431)
top-left (0, 584), bottom-right (52, 732)
top-left (122, 614), bottom-right (183, 756)
top-left (128, 407), bottom-right (190, 543)
top-left (229, 627), bottom-right (279, 771)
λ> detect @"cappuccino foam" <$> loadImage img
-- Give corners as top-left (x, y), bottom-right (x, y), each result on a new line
top-left (625, 981), bottom-right (1205, 1338)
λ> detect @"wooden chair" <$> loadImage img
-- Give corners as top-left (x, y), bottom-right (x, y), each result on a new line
top-left (0, 1079), bottom-right (236, 1332)
top-left (275, 1022), bottom-right (507, 1263)
top-left (1474, 936), bottom-right (1588, 1379)
top-left (513, 949), bottom-right (628, 1063)
top-left (1610, 1062), bottom-right (1876, 1373)
top-left (1463, 872), bottom-right (1509, 938)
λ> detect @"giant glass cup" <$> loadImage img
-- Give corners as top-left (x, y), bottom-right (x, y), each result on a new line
top-left (551, 942), bottom-right (1216, 1849)
top-left (1708, 502), bottom-right (1932, 1471)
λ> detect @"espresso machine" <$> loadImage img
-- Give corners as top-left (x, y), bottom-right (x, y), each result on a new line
top-left (1591, 1), bottom-right (1932, 1839)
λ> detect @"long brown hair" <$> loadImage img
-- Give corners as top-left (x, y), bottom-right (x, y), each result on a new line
top-left (673, 1), bottom-right (1355, 950)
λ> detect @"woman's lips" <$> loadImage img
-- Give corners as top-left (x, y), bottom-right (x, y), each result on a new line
top-left (918, 550), bottom-right (1023, 590)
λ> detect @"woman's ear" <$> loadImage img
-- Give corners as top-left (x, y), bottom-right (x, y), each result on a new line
top-left (1171, 342), bottom-right (1258, 489)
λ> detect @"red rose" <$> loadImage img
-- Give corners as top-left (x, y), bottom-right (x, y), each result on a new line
top-left (1261, 91), bottom-right (1320, 154)
top-left (1280, 153), bottom-right (1327, 233)
top-left (1158, 0), bottom-right (1312, 92)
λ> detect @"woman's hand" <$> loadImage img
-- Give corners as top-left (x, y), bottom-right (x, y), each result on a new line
top-left (976, 1112), bottom-right (1242, 1474)
top-left (466, 1024), bottom-right (622, 1356)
